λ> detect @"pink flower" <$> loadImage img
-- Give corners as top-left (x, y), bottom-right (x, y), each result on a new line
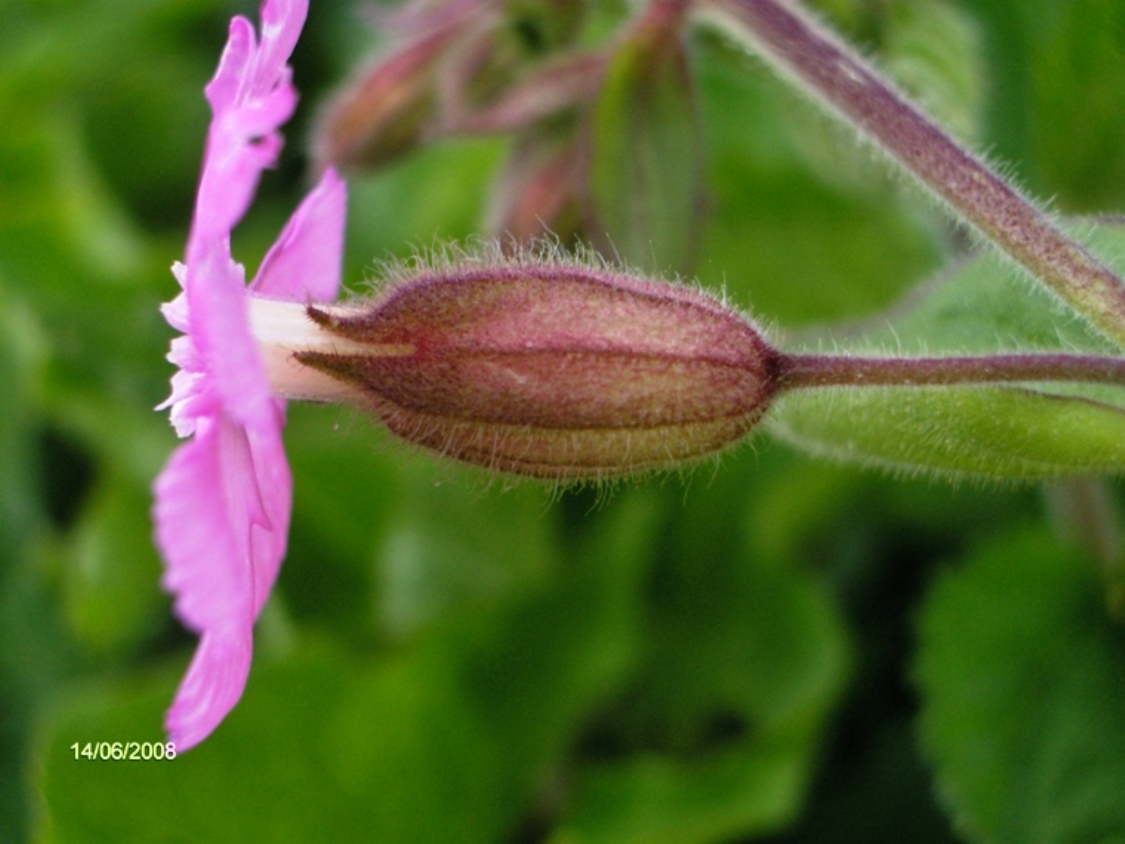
top-left (153, 0), bottom-right (347, 750)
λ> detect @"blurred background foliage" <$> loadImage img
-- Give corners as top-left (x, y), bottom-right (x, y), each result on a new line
top-left (3, 0), bottom-right (1125, 841)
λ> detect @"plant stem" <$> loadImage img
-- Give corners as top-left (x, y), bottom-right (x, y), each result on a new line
top-left (700, 0), bottom-right (1125, 347)
top-left (775, 351), bottom-right (1125, 392)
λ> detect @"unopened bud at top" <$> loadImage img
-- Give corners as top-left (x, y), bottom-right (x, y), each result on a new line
top-left (313, 0), bottom-right (592, 173)
top-left (312, 24), bottom-right (458, 172)
top-left (294, 253), bottom-right (780, 480)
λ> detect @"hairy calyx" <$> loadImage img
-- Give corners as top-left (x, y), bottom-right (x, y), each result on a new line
top-left (292, 261), bottom-right (778, 478)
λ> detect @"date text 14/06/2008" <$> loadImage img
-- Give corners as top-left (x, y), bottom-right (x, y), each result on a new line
top-left (71, 741), bottom-right (177, 761)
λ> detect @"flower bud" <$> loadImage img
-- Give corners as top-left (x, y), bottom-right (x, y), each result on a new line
top-left (312, 25), bottom-right (458, 173)
top-left (296, 259), bottom-right (780, 479)
top-left (313, 0), bottom-right (590, 173)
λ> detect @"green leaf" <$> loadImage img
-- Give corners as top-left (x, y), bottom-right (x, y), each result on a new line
top-left (35, 643), bottom-right (507, 843)
top-left (344, 138), bottom-right (507, 270)
top-left (453, 490), bottom-right (657, 788)
top-left (373, 463), bottom-right (559, 640)
top-left (1025, 0), bottom-right (1125, 210)
top-left (552, 745), bottom-right (813, 844)
top-left (915, 527), bottom-right (1125, 842)
top-left (0, 272), bottom-right (55, 843)
top-left (0, 276), bottom-right (46, 549)
top-left (771, 384), bottom-right (1125, 479)
top-left (586, 20), bottom-right (704, 274)
top-left (553, 476), bottom-right (851, 842)
top-left (767, 221), bottom-right (1125, 479)
top-left (59, 474), bottom-right (164, 656)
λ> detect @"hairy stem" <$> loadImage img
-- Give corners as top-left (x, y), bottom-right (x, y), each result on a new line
top-left (776, 351), bottom-right (1125, 392)
top-left (700, 0), bottom-right (1125, 347)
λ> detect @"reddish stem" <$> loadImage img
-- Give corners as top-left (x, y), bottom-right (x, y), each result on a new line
top-left (776, 351), bottom-right (1125, 392)
top-left (705, 0), bottom-right (1125, 346)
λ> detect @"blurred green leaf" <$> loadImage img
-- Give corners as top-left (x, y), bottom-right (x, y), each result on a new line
top-left (0, 276), bottom-right (46, 544)
top-left (553, 475), bottom-right (851, 843)
top-left (553, 744), bottom-right (813, 844)
top-left (967, 0), bottom-right (1125, 211)
top-left (952, 0), bottom-right (1125, 210)
top-left (345, 139), bottom-right (507, 265)
top-left (767, 221), bottom-right (1125, 479)
top-left (1024, 0), bottom-right (1125, 210)
top-left (59, 473), bottom-right (164, 656)
top-left (0, 271), bottom-right (53, 844)
top-left (0, 109), bottom-right (148, 293)
top-left (374, 465), bottom-right (558, 640)
top-left (279, 406), bottom-right (403, 625)
top-left (36, 645), bottom-right (435, 843)
top-left (915, 527), bottom-right (1125, 842)
top-left (454, 490), bottom-right (657, 796)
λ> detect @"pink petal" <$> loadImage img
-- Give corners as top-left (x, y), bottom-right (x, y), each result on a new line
top-left (243, 414), bottom-right (294, 617)
top-left (154, 409), bottom-right (292, 748)
top-left (251, 0), bottom-right (308, 96)
top-left (206, 1), bottom-right (307, 127)
top-left (155, 0), bottom-right (335, 750)
top-left (187, 250), bottom-right (276, 433)
top-left (165, 628), bottom-right (253, 751)
top-left (192, 131), bottom-right (285, 247)
top-left (161, 288), bottom-right (189, 329)
top-left (252, 168), bottom-right (347, 301)
top-left (194, 4), bottom-right (305, 250)
top-left (160, 369), bottom-right (209, 438)
top-left (206, 16), bottom-right (255, 116)
top-left (157, 417), bottom-right (261, 634)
